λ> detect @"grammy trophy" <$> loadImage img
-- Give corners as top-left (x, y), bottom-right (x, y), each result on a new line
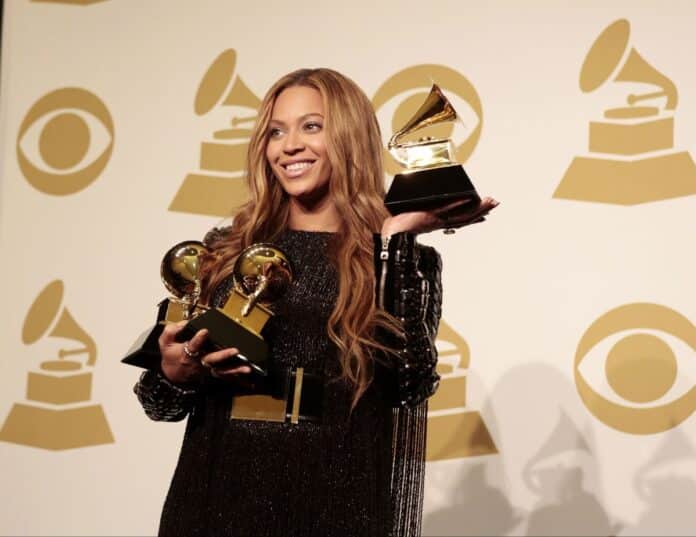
top-left (124, 241), bottom-right (293, 377)
top-left (385, 84), bottom-right (481, 216)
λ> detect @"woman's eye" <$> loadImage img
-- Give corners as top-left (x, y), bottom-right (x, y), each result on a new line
top-left (268, 128), bottom-right (283, 138)
top-left (304, 122), bottom-right (322, 132)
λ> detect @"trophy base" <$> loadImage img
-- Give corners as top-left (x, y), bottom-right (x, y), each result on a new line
top-left (385, 164), bottom-right (480, 215)
top-left (121, 299), bottom-right (171, 370)
top-left (176, 308), bottom-right (269, 376)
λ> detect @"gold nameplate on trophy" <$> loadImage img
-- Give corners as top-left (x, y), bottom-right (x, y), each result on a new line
top-left (385, 84), bottom-right (481, 215)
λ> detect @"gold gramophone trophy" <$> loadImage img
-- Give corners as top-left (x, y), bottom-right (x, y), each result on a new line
top-left (173, 243), bottom-right (294, 376)
top-left (385, 84), bottom-right (481, 215)
top-left (160, 240), bottom-right (210, 321)
top-left (123, 241), bottom-right (293, 377)
top-left (122, 240), bottom-right (209, 370)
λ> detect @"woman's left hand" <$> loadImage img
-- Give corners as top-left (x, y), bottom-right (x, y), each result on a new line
top-left (381, 196), bottom-right (499, 236)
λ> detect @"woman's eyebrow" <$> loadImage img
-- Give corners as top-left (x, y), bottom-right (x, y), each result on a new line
top-left (269, 113), bottom-right (325, 126)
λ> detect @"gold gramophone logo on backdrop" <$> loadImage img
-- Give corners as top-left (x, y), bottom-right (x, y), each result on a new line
top-left (17, 88), bottom-right (114, 196)
top-left (0, 281), bottom-right (114, 450)
top-left (426, 320), bottom-right (497, 461)
top-left (169, 49), bottom-right (261, 217)
top-left (372, 64), bottom-right (483, 178)
top-left (574, 303), bottom-right (696, 435)
top-left (555, 19), bottom-right (696, 204)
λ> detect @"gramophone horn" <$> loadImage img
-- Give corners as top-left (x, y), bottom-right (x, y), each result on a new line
top-left (616, 49), bottom-right (677, 109)
top-left (50, 308), bottom-right (97, 366)
top-left (22, 280), bottom-right (63, 345)
top-left (194, 49), bottom-right (262, 115)
top-left (388, 84), bottom-right (458, 149)
top-left (580, 19), bottom-right (677, 109)
top-left (22, 280), bottom-right (96, 365)
top-left (222, 76), bottom-right (262, 111)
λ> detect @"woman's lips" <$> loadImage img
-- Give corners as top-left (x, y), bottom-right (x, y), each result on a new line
top-left (281, 160), bottom-right (315, 178)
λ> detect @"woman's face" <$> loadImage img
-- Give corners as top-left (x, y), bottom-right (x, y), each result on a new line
top-left (265, 85), bottom-right (333, 206)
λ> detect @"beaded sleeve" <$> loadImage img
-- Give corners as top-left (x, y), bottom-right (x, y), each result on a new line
top-left (133, 369), bottom-right (198, 422)
top-left (374, 232), bottom-right (442, 407)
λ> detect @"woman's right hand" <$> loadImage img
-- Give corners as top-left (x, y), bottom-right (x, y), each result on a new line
top-left (158, 321), bottom-right (252, 386)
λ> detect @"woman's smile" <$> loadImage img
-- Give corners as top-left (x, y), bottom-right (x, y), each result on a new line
top-left (280, 159), bottom-right (317, 178)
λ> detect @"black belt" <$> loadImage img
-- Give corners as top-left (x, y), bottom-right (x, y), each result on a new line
top-left (228, 366), bottom-right (323, 424)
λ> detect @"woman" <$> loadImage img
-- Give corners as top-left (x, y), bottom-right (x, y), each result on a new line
top-left (134, 68), bottom-right (497, 537)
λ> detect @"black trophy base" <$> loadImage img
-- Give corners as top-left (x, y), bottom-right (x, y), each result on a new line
top-left (175, 308), bottom-right (269, 376)
top-left (385, 164), bottom-right (480, 216)
top-left (122, 299), bottom-right (170, 370)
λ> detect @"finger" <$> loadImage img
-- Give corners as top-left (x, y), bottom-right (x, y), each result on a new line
top-left (479, 197), bottom-right (500, 211)
top-left (431, 197), bottom-right (474, 216)
top-left (460, 198), bottom-right (498, 219)
top-left (213, 364), bottom-right (253, 377)
top-left (201, 347), bottom-right (239, 368)
top-left (444, 205), bottom-right (488, 225)
top-left (186, 329), bottom-right (209, 355)
top-left (445, 206), bottom-right (492, 229)
top-left (436, 197), bottom-right (497, 225)
top-left (459, 197), bottom-right (497, 214)
top-left (159, 320), bottom-right (188, 345)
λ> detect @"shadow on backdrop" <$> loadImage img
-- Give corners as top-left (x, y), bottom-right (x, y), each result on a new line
top-left (622, 427), bottom-right (696, 536)
top-left (424, 362), bottom-right (623, 535)
top-left (423, 370), bottom-right (520, 536)
top-left (523, 412), bottom-right (620, 536)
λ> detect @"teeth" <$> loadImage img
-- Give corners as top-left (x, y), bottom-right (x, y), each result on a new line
top-left (285, 161), bottom-right (313, 171)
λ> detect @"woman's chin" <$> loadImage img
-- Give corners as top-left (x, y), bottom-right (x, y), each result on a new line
top-left (285, 184), bottom-right (331, 208)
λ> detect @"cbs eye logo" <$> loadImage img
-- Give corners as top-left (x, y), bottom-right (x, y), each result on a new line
top-left (17, 88), bottom-right (114, 196)
top-left (574, 303), bottom-right (696, 434)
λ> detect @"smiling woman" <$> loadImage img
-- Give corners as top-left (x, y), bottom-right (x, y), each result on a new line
top-left (131, 67), bottom-right (496, 537)
top-left (265, 86), bottom-right (335, 223)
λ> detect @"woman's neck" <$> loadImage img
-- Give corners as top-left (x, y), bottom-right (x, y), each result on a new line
top-left (287, 196), bottom-right (341, 232)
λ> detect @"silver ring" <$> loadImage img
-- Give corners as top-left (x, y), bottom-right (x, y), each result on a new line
top-left (183, 342), bottom-right (200, 359)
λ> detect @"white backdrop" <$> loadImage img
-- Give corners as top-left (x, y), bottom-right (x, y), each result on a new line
top-left (1, 1), bottom-right (695, 535)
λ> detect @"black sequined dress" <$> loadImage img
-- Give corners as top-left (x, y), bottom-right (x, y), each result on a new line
top-left (134, 230), bottom-right (442, 537)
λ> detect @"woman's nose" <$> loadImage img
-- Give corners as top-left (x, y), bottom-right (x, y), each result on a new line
top-left (283, 129), bottom-right (304, 153)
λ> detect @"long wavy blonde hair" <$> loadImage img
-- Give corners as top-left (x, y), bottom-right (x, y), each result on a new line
top-left (201, 68), bottom-right (400, 402)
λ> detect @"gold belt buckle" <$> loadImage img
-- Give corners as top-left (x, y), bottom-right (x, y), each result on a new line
top-left (289, 367), bottom-right (304, 424)
top-left (229, 367), bottom-right (304, 424)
